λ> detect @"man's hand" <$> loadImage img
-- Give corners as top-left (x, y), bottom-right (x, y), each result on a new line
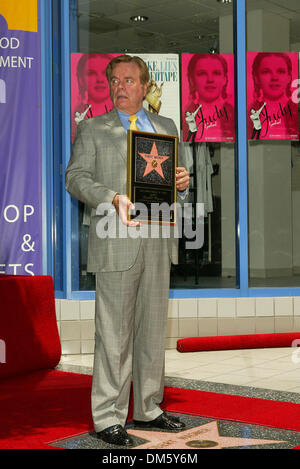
top-left (112, 194), bottom-right (141, 227)
top-left (176, 167), bottom-right (189, 192)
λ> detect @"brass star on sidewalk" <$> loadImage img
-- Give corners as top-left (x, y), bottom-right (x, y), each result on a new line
top-left (128, 421), bottom-right (286, 450)
top-left (139, 142), bottom-right (170, 179)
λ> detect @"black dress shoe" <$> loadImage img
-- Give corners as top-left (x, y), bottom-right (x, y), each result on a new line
top-left (96, 424), bottom-right (134, 446)
top-left (134, 412), bottom-right (185, 431)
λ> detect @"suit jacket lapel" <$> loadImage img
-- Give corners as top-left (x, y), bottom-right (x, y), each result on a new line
top-left (145, 109), bottom-right (177, 137)
top-left (146, 110), bottom-right (163, 134)
top-left (104, 108), bottom-right (127, 164)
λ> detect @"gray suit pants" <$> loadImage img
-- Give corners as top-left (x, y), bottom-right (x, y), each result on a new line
top-left (91, 238), bottom-right (171, 432)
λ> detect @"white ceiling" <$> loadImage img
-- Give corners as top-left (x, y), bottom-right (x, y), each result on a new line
top-left (75, 0), bottom-right (300, 53)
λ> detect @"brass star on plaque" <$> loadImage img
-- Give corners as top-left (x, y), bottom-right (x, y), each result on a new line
top-left (139, 142), bottom-right (170, 179)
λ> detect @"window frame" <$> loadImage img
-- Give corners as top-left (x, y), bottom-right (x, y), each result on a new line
top-left (45, 0), bottom-right (300, 299)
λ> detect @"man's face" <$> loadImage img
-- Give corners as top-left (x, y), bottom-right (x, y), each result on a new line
top-left (109, 62), bottom-right (148, 114)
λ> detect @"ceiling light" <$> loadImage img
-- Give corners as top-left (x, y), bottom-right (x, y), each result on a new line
top-left (130, 15), bottom-right (149, 23)
top-left (217, 0), bottom-right (232, 4)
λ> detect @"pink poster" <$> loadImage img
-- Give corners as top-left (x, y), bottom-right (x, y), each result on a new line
top-left (71, 53), bottom-right (121, 141)
top-left (247, 52), bottom-right (299, 140)
top-left (181, 54), bottom-right (235, 143)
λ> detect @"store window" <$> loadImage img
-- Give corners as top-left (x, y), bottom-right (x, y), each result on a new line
top-left (68, 0), bottom-right (237, 291)
top-left (246, 0), bottom-right (300, 287)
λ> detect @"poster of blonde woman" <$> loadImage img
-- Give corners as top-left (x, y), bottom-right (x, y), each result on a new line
top-left (71, 53), bottom-right (120, 141)
top-left (181, 53), bottom-right (235, 143)
top-left (247, 52), bottom-right (299, 140)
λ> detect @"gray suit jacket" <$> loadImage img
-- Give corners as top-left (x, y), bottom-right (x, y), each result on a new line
top-left (65, 108), bottom-right (184, 272)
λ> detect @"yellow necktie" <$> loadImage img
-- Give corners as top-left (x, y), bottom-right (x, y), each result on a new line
top-left (129, 114), bottom-right (138, 130)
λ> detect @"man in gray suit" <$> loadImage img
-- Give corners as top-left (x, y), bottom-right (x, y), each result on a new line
top-left (66, 55), bottom-right (189, 446)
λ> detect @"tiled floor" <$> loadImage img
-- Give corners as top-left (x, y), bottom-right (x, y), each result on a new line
top-left (58, 346), bottom-right (300, 394)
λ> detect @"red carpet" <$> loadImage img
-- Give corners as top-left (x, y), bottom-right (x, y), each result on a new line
top-left (0, 369), bottom-right (300, 449)
top-left (177, 332), bottom-right (300, 353)
top-left (0, 370), bottom-right (93, 449)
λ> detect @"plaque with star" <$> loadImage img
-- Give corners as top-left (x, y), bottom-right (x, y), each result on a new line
top-left (127, 130), bottom-right (178, 224)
